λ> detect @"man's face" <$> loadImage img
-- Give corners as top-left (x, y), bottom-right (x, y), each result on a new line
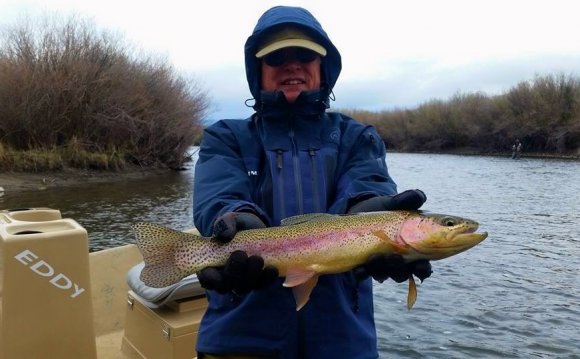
top-left (260, 47), bottom-right (321, 103)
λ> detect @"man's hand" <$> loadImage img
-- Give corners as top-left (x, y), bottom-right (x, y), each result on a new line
top-left (197, 250), bottom-right (278, 294)
top-left (198, 211), bottom-right (278, 294)
top-left (352, 254), bottom-right (432, 283)
top-left (349, 189), bottom-right (432, 283)
top-left (348, 189), bottom-right (427, 213)
top-left (212, 211), bottom-right (267, 243)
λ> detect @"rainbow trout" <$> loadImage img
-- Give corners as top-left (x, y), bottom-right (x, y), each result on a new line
top-left (133, 211), bottom-right (487, 310)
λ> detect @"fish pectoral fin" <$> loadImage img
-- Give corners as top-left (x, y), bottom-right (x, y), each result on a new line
top-left (372, 230), bottom-right (391, 241)
top-left (372, 230), bottom-right (408, 253)
top-left (407, 275), bottom-right (418, 310)
top-left (292, 275), bottom-right (319, 311)
top-left (283, 268), bottom-right (317, 287)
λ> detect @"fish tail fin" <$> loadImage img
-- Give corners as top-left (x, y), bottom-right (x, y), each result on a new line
top-left (132, 222), bottom-right (204, 288)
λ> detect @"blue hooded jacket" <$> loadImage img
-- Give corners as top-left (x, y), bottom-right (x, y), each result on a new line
top-left (193, 6), bottom-right (397, 358)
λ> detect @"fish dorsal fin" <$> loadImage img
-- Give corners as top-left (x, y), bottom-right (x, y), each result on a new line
top-left (280, 213), bottom-right (335, 226)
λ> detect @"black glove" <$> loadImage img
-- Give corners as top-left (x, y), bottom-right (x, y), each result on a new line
top-left (353, 254), bottom-right (432, 283)
top-left (197, 250), bottom-right (279, 294)
top-left (198, 211), bottom-right (278, 294)
top-left (212, 211), bottom-right (267, 243)
top-left (349, 189), bottom-right (432, 283)
top-left (348, 189), bottom-right (427, 213)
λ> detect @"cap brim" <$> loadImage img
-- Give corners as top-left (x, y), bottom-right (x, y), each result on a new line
top-left (256, 39), bottom-right (327, 58)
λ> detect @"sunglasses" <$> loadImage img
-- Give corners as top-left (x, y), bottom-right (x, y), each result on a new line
top-left (263, 48), bottom-right (319, 67)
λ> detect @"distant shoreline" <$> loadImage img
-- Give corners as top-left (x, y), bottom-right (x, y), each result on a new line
top-left (388, 149), bottom-right (580, 161)
top-left (1, 150), bottom-right (578, 197)
top-left (0, 166), bottom-right (173, 195)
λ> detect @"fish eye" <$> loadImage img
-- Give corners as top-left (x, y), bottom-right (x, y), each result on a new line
top-left (441, 217), bottom-right (456, 226)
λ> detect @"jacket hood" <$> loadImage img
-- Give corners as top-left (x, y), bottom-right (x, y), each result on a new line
top-left (244, 6), bottom-right (342, 105)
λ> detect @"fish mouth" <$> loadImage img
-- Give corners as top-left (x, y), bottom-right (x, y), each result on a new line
top-left (428, 231), bottom-right (488, 260)
top-left (407, 228), bottom-right (488, 260)
top-left (447, 231), bottom-right (488, 248)
top-left (443, 222), bottom-right (487, 247)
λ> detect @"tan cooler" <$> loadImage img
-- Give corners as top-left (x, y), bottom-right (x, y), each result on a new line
top-left (0, 208), bottom-right (97, 359)
top-left (122, 290), bottom-right (207, 359)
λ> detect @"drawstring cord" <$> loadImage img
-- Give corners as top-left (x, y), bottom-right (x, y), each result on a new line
top-left (329, 89), bottom-right (336, 102)
top-left (244, 98), bottom-right (256, 108)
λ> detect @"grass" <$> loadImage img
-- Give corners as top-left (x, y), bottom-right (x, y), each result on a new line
top-left (0, 142), bottom-right (126, 172)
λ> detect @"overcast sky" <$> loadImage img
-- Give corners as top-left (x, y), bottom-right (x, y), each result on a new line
top-left (2, 0), bottom-right (580, 122)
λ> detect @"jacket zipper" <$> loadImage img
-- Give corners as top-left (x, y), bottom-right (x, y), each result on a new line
top-left (289, 125), bottom-right (306, 357)
top-left (289, 129), bottom-right (304, 214)
top-left (276, 150), bottom-right (283, 169)
top-left (309, 148), bottom-right (321, 213)
top-left (275, 149), bottom-right (286, 221)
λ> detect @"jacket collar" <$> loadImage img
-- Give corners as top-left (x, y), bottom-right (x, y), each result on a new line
top-left (253, 90), bottom-right (327, 151)
top-left (254, 88), bottom-right (329, 119)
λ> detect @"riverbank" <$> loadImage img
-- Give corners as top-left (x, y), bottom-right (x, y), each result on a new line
top-left (0, 166), bottom-right (172, 194)
top-left (2, 150), bottom-right (578, 196)
top-left (391, 148), bottom-right (580, 160)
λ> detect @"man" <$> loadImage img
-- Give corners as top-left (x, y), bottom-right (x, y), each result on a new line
top-left (512, 139), bottom-right (523, 159)
top-left (193, 6), bottom-right (431, 358)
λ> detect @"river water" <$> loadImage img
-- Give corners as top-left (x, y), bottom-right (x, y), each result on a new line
top-left (1, 152), bottom-right (579, 358)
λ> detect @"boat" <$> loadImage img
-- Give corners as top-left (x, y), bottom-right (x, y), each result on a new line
top-left (0, 207), bottom-right (207, 359)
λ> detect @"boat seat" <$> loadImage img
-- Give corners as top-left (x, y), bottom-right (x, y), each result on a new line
top-left (127, 262), bottom-right (205, 308)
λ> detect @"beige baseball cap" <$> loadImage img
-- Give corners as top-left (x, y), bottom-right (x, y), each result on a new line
top-left (255, 27), bottom-right (327, 58)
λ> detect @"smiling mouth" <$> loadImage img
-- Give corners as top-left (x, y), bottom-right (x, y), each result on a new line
top-left (281, 79), bottom-right (305, 85)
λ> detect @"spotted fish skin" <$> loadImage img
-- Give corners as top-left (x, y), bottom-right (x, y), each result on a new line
top-left (132, 211), bottom-right (487, 310)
